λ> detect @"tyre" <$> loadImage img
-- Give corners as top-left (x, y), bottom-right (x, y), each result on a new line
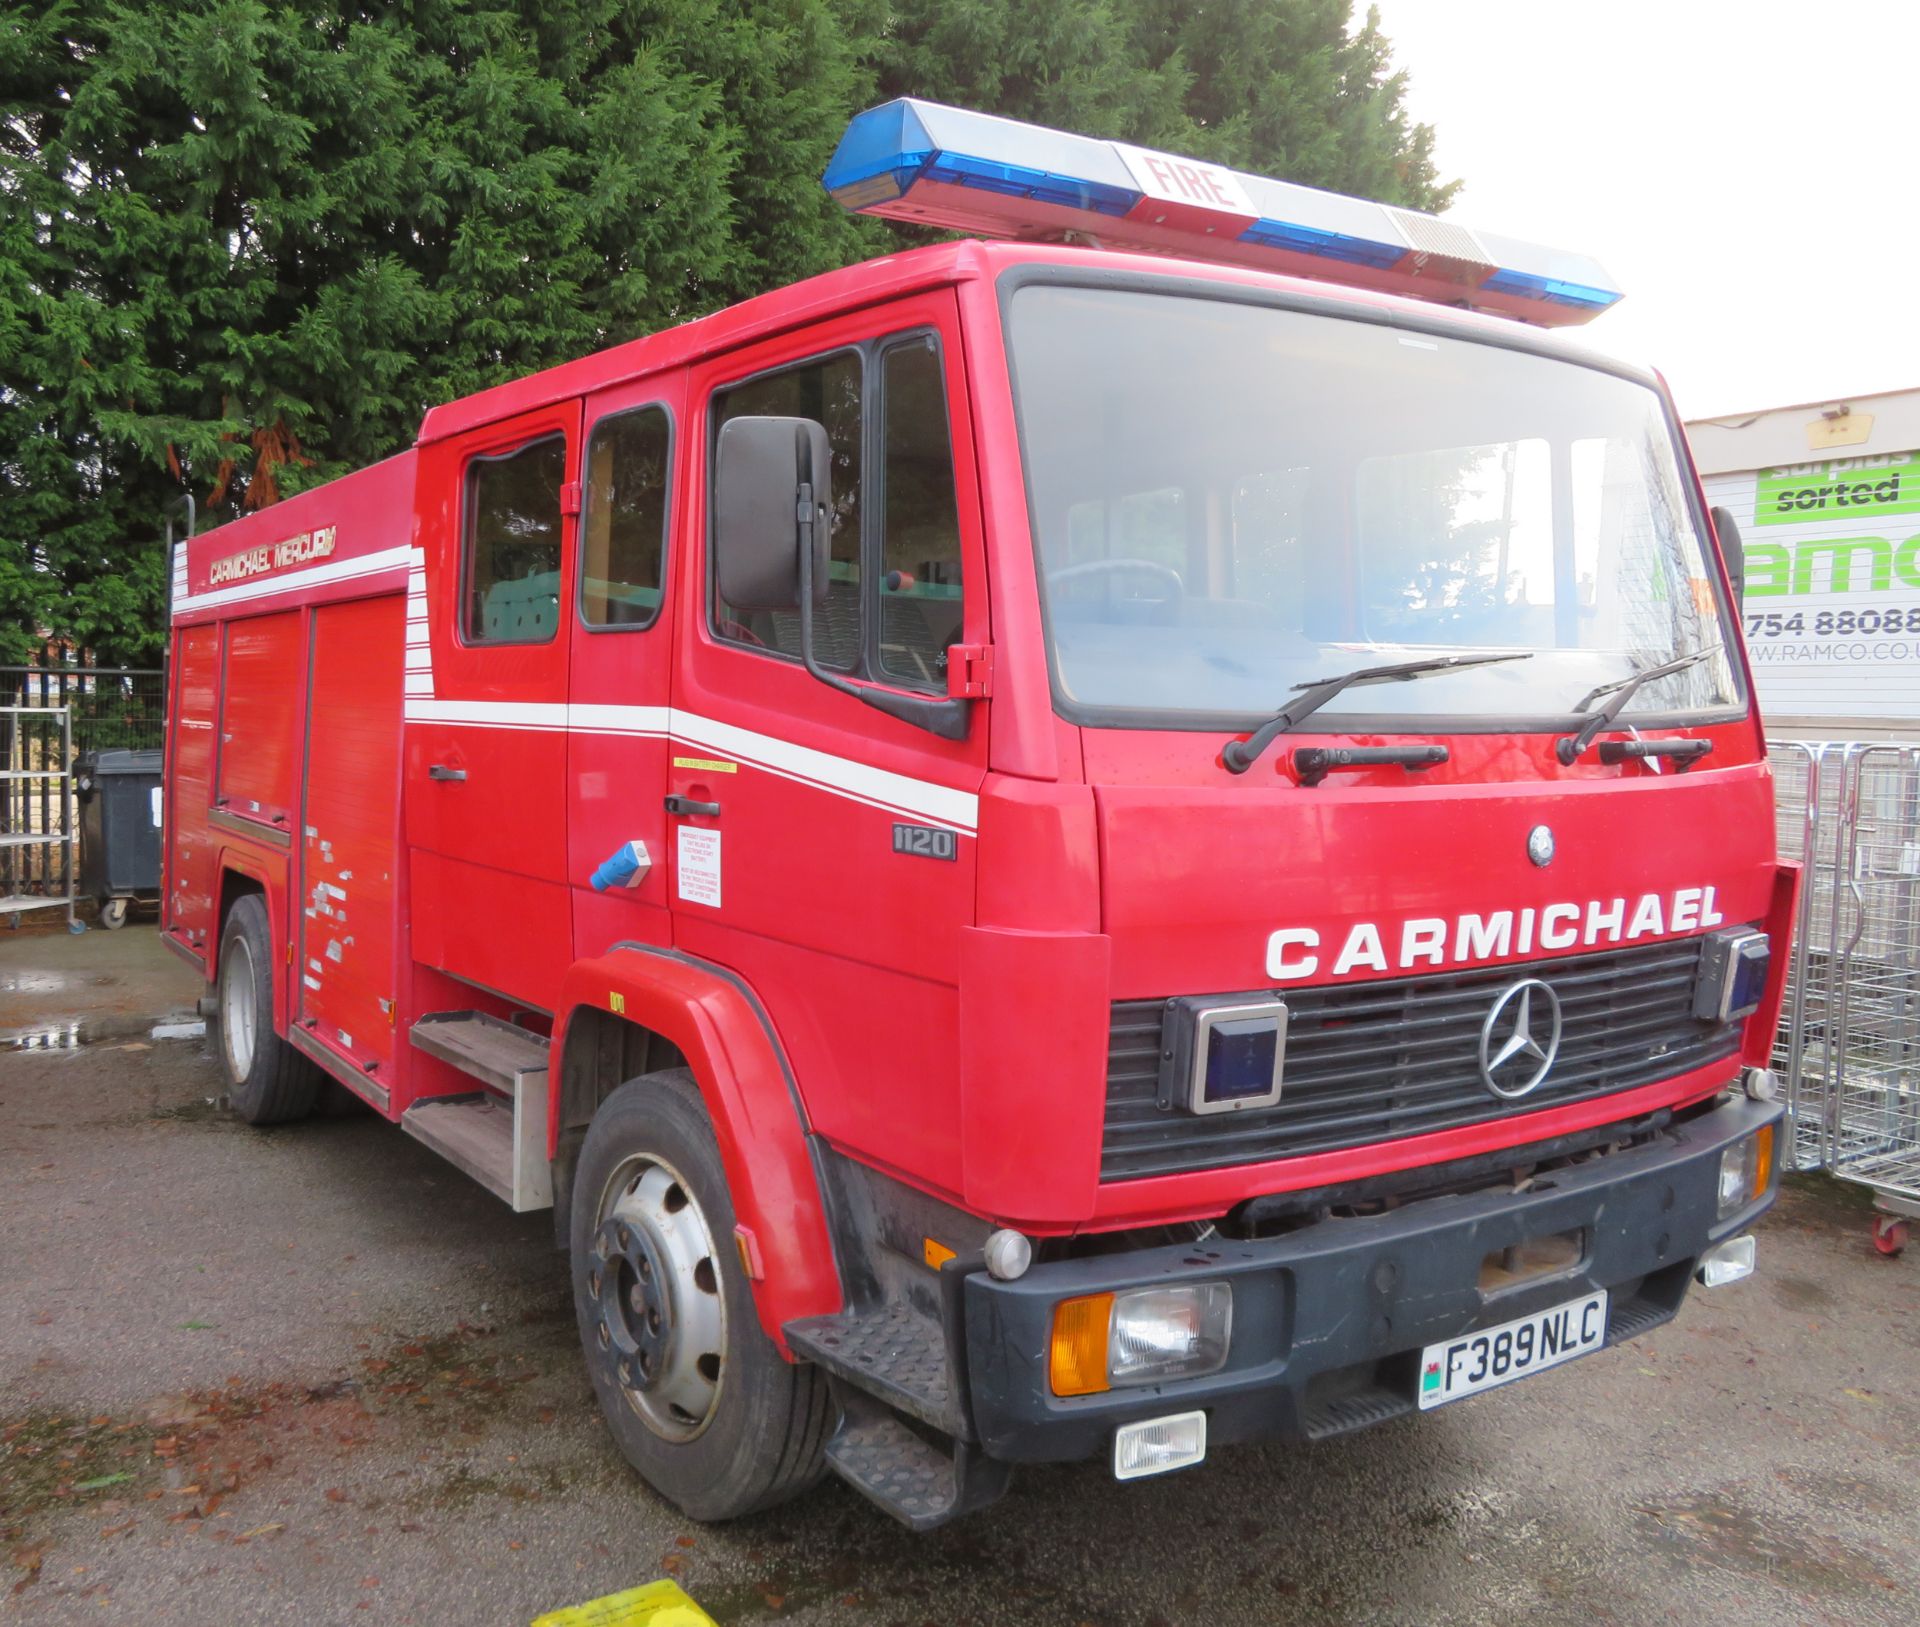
top-left (570, 1068), bottom-right (830, 1520)
top-left (100, 897), bottom-right (129, 930)
top-left (215, 893), bottom-right (320, 1125)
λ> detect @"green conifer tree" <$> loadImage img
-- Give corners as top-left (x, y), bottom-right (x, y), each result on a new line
top-left (0, 0), bottom-right (1448, 662)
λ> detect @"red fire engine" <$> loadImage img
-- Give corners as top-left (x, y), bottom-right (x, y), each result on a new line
top-left (162, 102), bottom-right (1794, 1528)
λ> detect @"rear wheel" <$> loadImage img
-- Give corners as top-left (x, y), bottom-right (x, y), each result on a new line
top-left (570, 1068), bottom-right (830, 1520)
top-left (216, 894), bottom-right (319, 1125)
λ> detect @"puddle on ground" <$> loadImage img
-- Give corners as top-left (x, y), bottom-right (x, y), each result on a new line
top-left (0, 970), bottom-right (120, 996)
top-left (4, 1013), bottom-right (206, 1052)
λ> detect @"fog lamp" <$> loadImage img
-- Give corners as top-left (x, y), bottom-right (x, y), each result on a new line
top-left (1113, 1410), bottom-right (1207, 1480)
top-left (1717, 1125), bottom-right (1775, 1218)
top-left (1693, 930), bottom-right (1770, 1023)
top-left (1697, 1234), bottom-right (1757, 1287)
top-left (1049, 1282), bottom-right (1234, 1396)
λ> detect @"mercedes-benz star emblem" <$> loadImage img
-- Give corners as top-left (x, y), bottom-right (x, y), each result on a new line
top-left (1527, 825), bottom-right (1555, 867)
top-left (1478, 978), bottom-right (1563, 1100)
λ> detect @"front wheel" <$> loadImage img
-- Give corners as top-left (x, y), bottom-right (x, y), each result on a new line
top-left (570, 1068), bottom-right (830, 1520)
top-left (215, 893), bottom-right (319, 1124)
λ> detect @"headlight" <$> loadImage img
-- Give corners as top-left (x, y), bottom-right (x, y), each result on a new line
top-left (1050, 1283), bottom-right (1234, 1395)
top-left (1717, 1125), bottom-right (1776, 1218)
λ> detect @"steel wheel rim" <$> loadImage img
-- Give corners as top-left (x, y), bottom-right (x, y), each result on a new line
top-left (589, 1153), bottom-right (727, 1443)
top-left (221, 936), bottom-right (256, 1081)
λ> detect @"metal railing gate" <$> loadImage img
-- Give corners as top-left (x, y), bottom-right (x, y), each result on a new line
top-left (1770, 740), bottom-right (1920, 1252)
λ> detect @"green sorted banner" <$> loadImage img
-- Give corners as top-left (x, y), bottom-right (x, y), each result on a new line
top-left (1755, 454), bottom-right (1920, 526)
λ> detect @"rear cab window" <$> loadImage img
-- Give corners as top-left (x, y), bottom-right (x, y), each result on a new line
top-left (581, 406), bottom-right (672, 629)
top-left (462, 435), bottom-right (564, 644)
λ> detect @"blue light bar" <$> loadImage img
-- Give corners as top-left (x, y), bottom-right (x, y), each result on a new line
top-left (1479, 270), bottom-right (1618, 311)
top-left (824, 99), bottom-right (1140, 216)
top-left (1237, 218), bottom-right (1407, 271)
top-left (823, 99), bottom-right (1624, 327)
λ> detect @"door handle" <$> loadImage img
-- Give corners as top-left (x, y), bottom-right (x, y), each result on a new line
top-left (664, 794), bottom-right (720, 818)
top-left (428, 764), bottom-right (467, 782)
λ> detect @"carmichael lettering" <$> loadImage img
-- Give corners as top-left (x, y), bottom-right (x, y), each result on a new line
top-left (207, 525), bottom-right (337, 587)
top-left (1265, 886), bottom-right (1726, 981)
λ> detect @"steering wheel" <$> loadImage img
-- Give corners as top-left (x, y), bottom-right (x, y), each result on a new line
top-left (1046, 558), bottom-right (1186, 598)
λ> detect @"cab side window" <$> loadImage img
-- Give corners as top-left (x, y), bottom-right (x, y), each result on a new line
top-left (714, 352), bottom-right (864, 668)
top-left (710, 331), bottom-right (964, 692)
top-left (878, 337), bottom-right (964, 686)
top-left (463, 435), bottom-right (564, 644)
top-left (581, 406), bottom-right (671, 629)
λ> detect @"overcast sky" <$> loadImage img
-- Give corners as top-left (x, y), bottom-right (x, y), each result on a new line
top-left (1366, 0), bottom-right (1920, 421)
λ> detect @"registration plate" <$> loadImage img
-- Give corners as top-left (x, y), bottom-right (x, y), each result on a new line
top-left (1417, 1289), bottom-right (1609, 1409)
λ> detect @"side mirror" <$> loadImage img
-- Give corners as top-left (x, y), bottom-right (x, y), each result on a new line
top-left (1710, 505), bottom-right (1745, 605)
top-left (711, 413), bottom-right (973, 743)
top-left (714, 416), bottom-right (831, 611)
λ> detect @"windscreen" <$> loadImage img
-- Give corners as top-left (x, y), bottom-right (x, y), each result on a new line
top-left (1006, 284), bottom-right (1741, 728)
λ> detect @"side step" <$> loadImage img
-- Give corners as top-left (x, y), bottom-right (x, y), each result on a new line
top-left (403, 1012), bottom-right (552, 1212)
top-left (823, 1392), bottom-right (1010, 1533)
top-left (784, 1304), bottom-right (969, 1439)
top-left (409, 1010), bottom-right (551, 1093)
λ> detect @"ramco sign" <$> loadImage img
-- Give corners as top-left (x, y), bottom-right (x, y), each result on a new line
top-left (1703, 451), bottom-right (1920, 721)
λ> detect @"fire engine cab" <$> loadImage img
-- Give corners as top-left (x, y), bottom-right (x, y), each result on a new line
top-left (162, 101), bottom-right (1794, 1529)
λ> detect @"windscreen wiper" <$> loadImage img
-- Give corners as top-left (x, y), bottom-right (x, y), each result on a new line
top-left (1555, 644), bottom-right (1722, 765)
top-left (1222, 652), bottom-right (1533, 774)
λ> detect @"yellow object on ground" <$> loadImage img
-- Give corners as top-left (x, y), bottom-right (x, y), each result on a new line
top-left (532, 1579), bottom-right (720, 1627)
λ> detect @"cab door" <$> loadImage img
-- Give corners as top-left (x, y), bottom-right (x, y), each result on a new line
top-left (406, 401), bottom-right (581, 1009)
top-left (672, 294), bottom-right (989, 1190)
top-left (568, 374), bottom-right (683, 954)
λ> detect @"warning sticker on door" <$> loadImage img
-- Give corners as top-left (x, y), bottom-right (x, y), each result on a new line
top-left (676, 828), bottom-right (722, 908)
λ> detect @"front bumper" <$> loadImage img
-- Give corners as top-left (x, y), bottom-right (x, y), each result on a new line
top-left (964, 1091), bottom-right (1781, 1462)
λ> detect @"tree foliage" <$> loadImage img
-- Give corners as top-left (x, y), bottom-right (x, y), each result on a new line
top-left (0, 0), bottom-right (1449, 663)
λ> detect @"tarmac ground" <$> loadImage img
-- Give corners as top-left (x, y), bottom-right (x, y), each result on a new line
top-left (2, 922), bottom-right (1917, 1625)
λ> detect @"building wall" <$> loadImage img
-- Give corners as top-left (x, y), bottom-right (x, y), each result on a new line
top-left (1687, 388), bottom-right (1920, 736)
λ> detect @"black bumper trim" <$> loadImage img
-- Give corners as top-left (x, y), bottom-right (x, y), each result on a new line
top-left (965, 1091), bottom-right (1781, 1463)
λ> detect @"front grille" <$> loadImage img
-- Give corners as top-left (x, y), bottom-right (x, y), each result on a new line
top-left (1101, 937), bottom-right (1744, 1182)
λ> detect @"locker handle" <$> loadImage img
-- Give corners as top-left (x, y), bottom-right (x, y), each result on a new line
top-left (664, 794), bottom-right (720, 818)
top-left (427, 764), bottom-right (467, 782)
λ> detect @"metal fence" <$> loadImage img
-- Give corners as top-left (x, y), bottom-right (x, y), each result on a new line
top-left (1771, 740), bottom-right (1920, 1228)
top-left (3, 665), bottom-right (166, 756)
top-left (1, 705), bottom-right (77, 926)
top-left (1, 665), bottom-right (163, 913)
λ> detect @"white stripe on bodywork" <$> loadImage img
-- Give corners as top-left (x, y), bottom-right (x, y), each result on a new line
top-left (401, 698), bottom-right (977, 832)
top-left (173, 544), bottom-right (412, 617)
top-left (669, 709), bottom-right (978, 832)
